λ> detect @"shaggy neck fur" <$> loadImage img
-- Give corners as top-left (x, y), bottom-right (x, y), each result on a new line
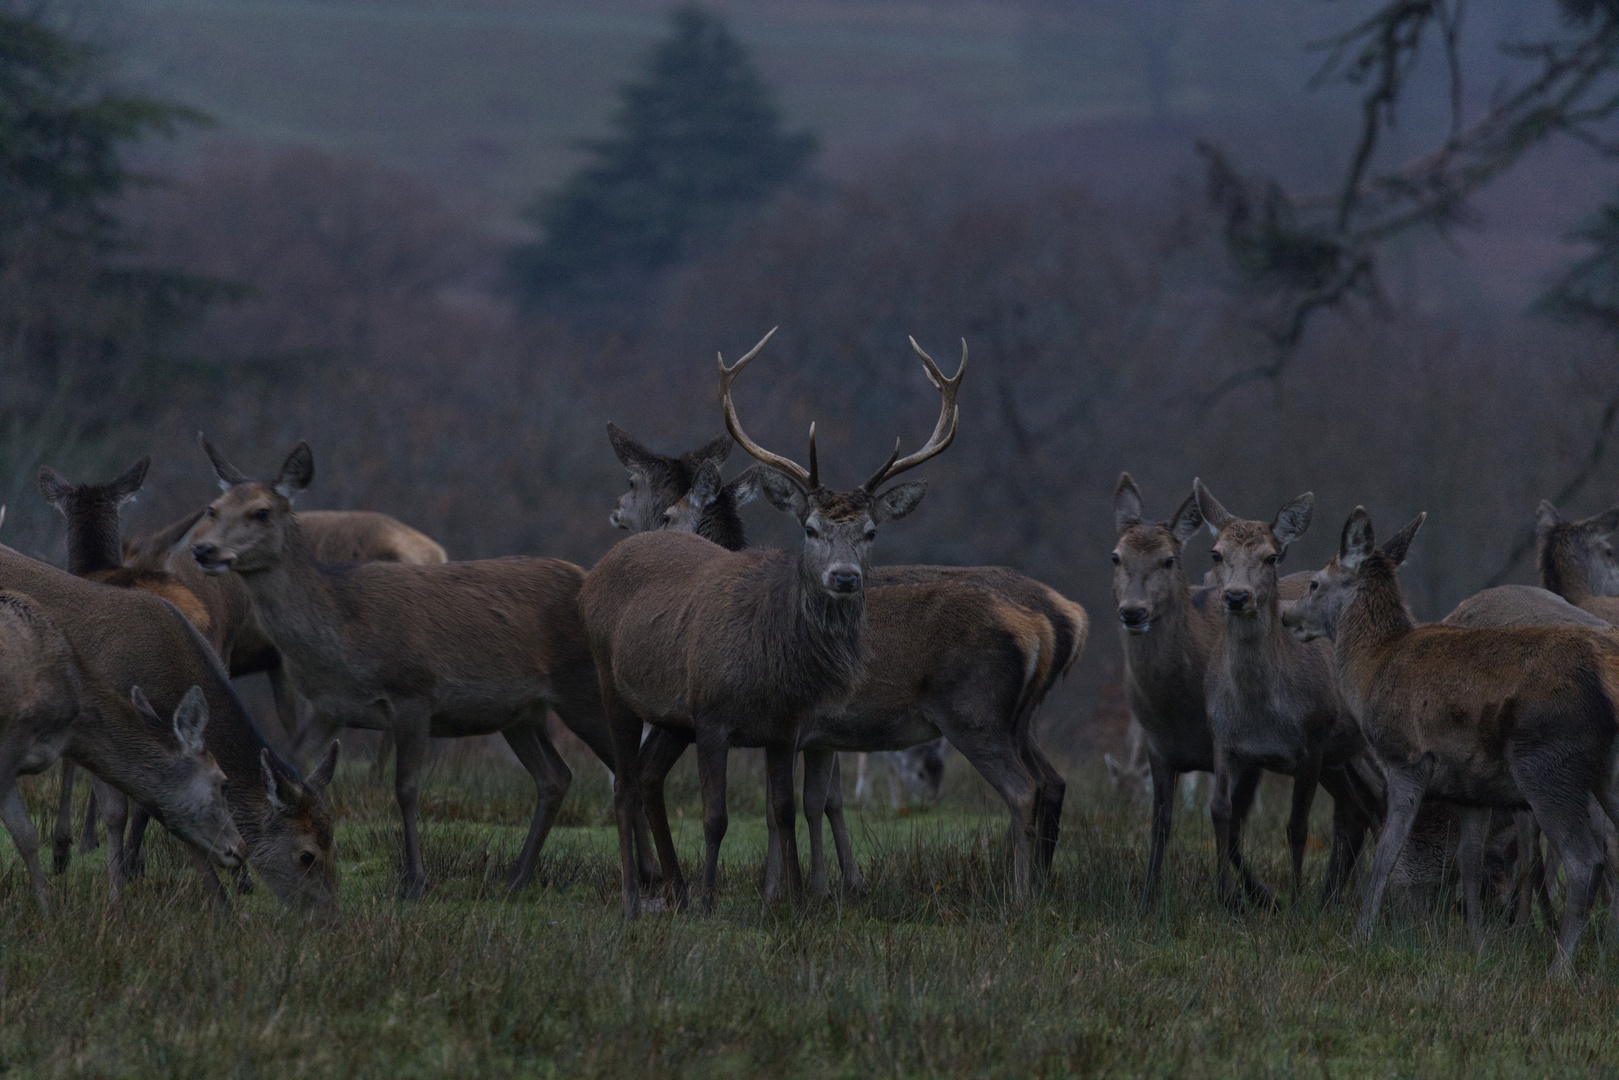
top-left (1333, 554), bottom-right (1417, 711)
top-left (62, 500), bottom-right (124, 577)
top-left (696, 495), bottom-right (747, 552)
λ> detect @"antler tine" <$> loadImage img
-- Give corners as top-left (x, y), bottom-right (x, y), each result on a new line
top-left (862, 337), bottom-right (967, 492)
top-left (717, 327), bottom-right (813, 489)
top-left (807, 421), bottom-right (819, 491)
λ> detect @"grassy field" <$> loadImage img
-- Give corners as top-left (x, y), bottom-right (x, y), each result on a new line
top-left (1, 743), bottom-right (1618, 1078)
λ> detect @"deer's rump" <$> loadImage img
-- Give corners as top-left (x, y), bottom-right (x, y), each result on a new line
top-left (1356, 625), bottom-right (1619, 804)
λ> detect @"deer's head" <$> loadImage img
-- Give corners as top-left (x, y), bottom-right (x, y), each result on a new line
top-left (128, 685), bottom-right (246, 870)
top-left (190, 439), bottom-right (313, 574)
top-left (1536, 499), bottom-right (1619, 599)
top-left (1195, 479), bottom-right (1313, 626)
top-left (605, 425), bottom-right (732, 534)
top-left (1110, 474), bottom-right (1201, 635)
top-left (1283, 507), bottom-right (1425, 641)
top-left (719, 328), bottom-right (964, 600)
top-left (253, 741), bottom-right (341, 917)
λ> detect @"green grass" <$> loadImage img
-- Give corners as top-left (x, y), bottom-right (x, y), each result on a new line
top-left (1, 747), bottom-right (1618, 1078)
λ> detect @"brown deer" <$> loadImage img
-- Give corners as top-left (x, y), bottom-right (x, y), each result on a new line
top-left (42, 463), bottom-right (449, 876)
top-left (0, 546), bottom-right (334, 911)
top-left (0, 591), bottom-right (245, 906)
top-left (580, 329), bottom-right (957, 915)
top-left (609, 428), bottom-right (1077, 898)
top-left (1284, 507), bottom-right (1619, 977)
top-left (1532, 501), bottom-right (1619, 623)
top-left (1194, 480), bottom-right (1380, 904)
top-left (1111, 474), bottom-right (1288, 910)
top-left (186, 438), bottom-right (622, 899)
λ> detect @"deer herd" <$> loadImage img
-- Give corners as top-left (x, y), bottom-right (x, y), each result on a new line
top-left (1, 330), bottom-right (1618, 978)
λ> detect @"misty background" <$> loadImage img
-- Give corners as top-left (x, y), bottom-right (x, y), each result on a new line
top-left (7, 0), bottom-right (1619, 758)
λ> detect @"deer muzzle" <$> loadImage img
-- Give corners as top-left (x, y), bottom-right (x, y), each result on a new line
top-left (825, 566), bottom-right (863, 595)
top-left (1117, 605), bottom-right (1151, 634)
top-left (190, 542), bottom-right (235, 574)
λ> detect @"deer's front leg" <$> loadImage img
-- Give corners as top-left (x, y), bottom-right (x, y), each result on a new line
top-left (389, 700), bottom-right (432, 899)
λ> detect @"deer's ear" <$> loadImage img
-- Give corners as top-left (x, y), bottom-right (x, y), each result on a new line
top-left (1193, 479), bottom-right (1233, 536)
top-left (606, 423), bottom-right (657, 471)
top-left (1339, 507), bottom-right (1375, 571)
top-left (307, 741), bottom-right (340, 793)
top-left (689, 463), bottom-right (722, 509)
top-left (873, 480), bottom-right (927, 523)
top-left (130, 686), bottom-right (159, 722)
top-left (1168, 489), bottom-right (1203, 544)
top-left (1113, 473), bottom-right (1144, 534)
top-left (1381, 512), bottom-right (1426, 567)
top-left (172, 685), bottom-right (209, 755)
top-left (725, 465), bottom-right (762, 509)
top-left (110, 456), bottom-right (150, 506)
top-left (692, 433), bottom-right (732, 469)
top-left (1272, 493), bottom-right (1314, 553)
top-left (1536, 499), bottom-right (1562, 536)
top-left (274, 442), bottom-right (314, 499)
top-left (200, 434), bottom-right (251, 490)
top-left (758, 467), bottom-right (808, 519)
top-left (261, 748), bottom-right (291, 811)
top-left (37, 466), bottom-right (73, 510)
top-left (1589, 503), bottom-right (1619, 538)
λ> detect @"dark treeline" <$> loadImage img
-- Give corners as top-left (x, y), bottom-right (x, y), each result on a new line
top-left (6, 2), bottom-right (1618, 759)
top-left (4, 139), bottom-right (1611, 760)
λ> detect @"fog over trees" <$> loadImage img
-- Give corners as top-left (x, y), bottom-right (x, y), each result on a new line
top-left (7, 0), bottom-right (1619, 755)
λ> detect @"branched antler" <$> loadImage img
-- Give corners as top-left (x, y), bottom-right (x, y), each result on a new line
top-left (862, 338), bottom-right (966, 493)
top-left (718, 327), bottom-right (821, 489)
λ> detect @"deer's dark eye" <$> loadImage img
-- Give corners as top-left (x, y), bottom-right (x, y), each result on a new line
top-left (1209, 551), bottom-right (1222, 563)
top-left (252, 508), bottom-right (270, 522)
top-left (206, 508), bottom-right (216, 519)
top-left (1310, 580), bottom-right (1318, 591)
top-left (864, 528), bottom-right (877, 542)
top-left (805, 526), bottom-right (818, 539)
top-left (1110, 552), bottom-right (1121, 566)
top-left (1163, 557), bottom-right (1175, 569)
top-left (627, 477), bottom-right (635, 489)
top-left (298, 851), bottom-right (316, 869)
top-left (1265, 554), bottom-right (1278, 566)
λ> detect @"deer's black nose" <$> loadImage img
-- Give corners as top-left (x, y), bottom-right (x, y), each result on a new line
top-left (1118, 605), bottom-right (1149, 628)
top-left (828, 568), bottom-right (862, 594)
top-left (192, 543), bottom-right (219, 565)
top-left (1224, 589), bottom-right (1252, 612)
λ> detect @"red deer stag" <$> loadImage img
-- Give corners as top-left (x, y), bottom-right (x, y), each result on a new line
top-left (580, 329), bottom-right (956, 915)
top-left (1194, 480), bottom-right (1380, 904)
top-left (1284, 507), bottom-right (1619, 977)
top-left (609, 424), bottom-right (1081, 897)
top-left (0, 592), bottom-right (244, 906)
top-left (187, 438), bottom-right (621, 898)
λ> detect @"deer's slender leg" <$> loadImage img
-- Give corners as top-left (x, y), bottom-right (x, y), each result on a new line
top-left (1024, 742), bottom-right (1066, 877)
top-left (693, 725), bottom-right (730, 914)
top-left (266, 657), bottom-right (303, 751)
top-left (762, 760), bottom-right (783, 903)
top-left (638, 726), bottom-right (692, 909)
top-left (1319, 764), bottom-right (1375, 902)
top-left (1456, 806), bottom-right (1492, 942)
top-left (77, 784), bottom-right (99, 854)
top-left (502, 714), bottom-right (572, 890)
top-left (122, 807), bottom-right (151, 881)
top-left (52, 761), bottom-right (75, 873)
top-left (1354, 758), bottom-right (1431, 943)
top-left (764, 740), bottom-right (803, 906)
top-left (601, 674), bottom-right (645, 920)
top-left (1141, 753), bottom-right (1177, 913)
top-left (1223, 762), bottom-right (1271, 907)
top-left (1286, 757), bottom-right (1322, 901)
top-left (390, 702), bottom-right (431, 899)
top-left (95, 779), bottom-right (128, 903)
top-left (823, 753), bottom-right (864, 892)
top-left (801, 745), bottom-right (838, 898)
top-left (938, 727), bottom-right (1038, 896)
top-left (1211, 750), bottom-right (1239, 906)
top-left (1, 786), bottom-right (48, 910)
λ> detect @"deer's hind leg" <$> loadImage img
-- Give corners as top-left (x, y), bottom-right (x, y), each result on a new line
top-left (1, 786), bottom-right (48, 910)
top-left (822, 753), bottom-right (864, 893)
top-left (764, 740), bottom-right (804, 907)
top-left (502, 711), bottom-right (572, 891)
top-left (638, 725), bottom-right (692, 909)
top-left (800, 746), bottom-right (844, 898)
top-left (942, 726), bottom-right (1038, 897)
top-left (1286, 758), bottom-right (1322, 902)
top-left (1355, 757), bottom-right (1431, 943)
top-left (387, 700), bottom-right (432, 899)
top-left (693, 722), bottom-right (731, 914)
top-left (1212, 754), bottom-right (1271, 909)
top-left (52, 760), bottom-right (75, 873)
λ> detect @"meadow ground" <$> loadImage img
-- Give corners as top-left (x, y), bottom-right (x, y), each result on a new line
top-left (2, 740), bottom-right (1618, 1079)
